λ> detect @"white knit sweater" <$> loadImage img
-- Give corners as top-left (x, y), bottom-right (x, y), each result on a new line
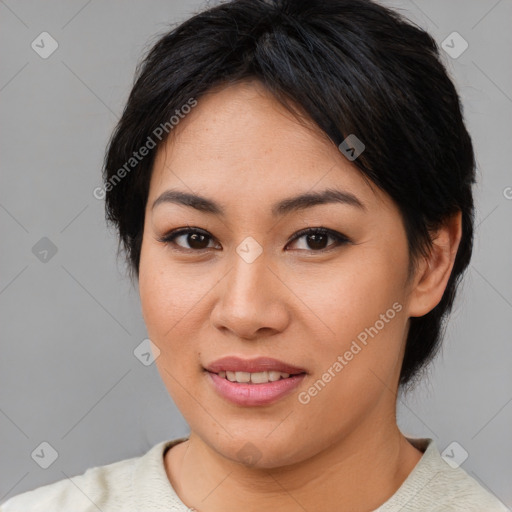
top-left (1, 437), bottom-right (508, 511)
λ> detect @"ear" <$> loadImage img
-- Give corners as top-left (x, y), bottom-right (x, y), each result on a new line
top-left (407, 211), bottom-right (463, 318)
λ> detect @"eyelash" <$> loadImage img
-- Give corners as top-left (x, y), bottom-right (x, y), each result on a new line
top-left (157, 226), bottom-right (350, 254)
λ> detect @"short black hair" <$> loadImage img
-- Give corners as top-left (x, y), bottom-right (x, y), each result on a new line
top-left (103, 0), bottom-right (476, 391)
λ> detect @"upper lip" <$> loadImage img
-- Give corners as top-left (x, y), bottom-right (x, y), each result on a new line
top-left (205, 356), bottom-right (306, 375)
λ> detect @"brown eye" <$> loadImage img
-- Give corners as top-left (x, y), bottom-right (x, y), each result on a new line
top-left (158, 226), bottom-right (349, 254)
top-left (287, 227), bottom-right (350, 252)
top-left (182, 232), bottom-right (211, 249)
top-left (158, 228), bottom-right (218, 251)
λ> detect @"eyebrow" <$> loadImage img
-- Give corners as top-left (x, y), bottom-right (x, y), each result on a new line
top-left (151, 188), bottom-right (366, 216)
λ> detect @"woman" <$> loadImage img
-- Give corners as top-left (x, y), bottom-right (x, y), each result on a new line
top-left (2, 0), bottom-right (507, 510)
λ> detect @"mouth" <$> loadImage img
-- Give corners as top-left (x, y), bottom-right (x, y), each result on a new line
top-left (204, 355), bottom-right (307, 381)
top-left (204, 356), bottom-right (307, 406)
top-left (212, 369), bottom-right (302, 384)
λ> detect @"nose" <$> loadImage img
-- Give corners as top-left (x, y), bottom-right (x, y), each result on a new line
top-left (210, 250), bottom-right (290, 340)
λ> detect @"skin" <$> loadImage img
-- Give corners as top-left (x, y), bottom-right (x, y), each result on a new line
top-left (138, 79), bottom-right (462, 512)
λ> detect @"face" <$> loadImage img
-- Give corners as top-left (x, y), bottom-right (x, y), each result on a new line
top-left (139, 80), bottom-right (416, 468)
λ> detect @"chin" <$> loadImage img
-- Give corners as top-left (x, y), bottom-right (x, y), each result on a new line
top-left (203, 430), bottom-right (308, 469)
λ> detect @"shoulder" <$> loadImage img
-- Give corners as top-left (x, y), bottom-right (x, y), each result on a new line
top-left (379, 438), bottom-right (509, 512)
top-left (0, 455), bottom-right (140, 512)
top-left (425, 459), bottom-right (509, 511)
top-left (0, 440), bottom-right (175, 512)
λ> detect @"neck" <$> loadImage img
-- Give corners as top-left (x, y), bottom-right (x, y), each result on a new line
top-left (165, 417), bottom-right (423, 511)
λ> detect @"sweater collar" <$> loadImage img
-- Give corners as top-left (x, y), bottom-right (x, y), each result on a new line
top-left (133, 436), bottom-right (435, 511)
top-left (134, 437), bottom-right (190, 511)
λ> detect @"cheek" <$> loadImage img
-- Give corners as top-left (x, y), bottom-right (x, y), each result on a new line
top-left (138, 247), bottom-right (194, 372)
top-left (138, 244), bottom-right (208, 414)
top-left (138, 241), bottom-right (225, 394)
top-left (139, 242), bottom-right (205, 336)
top-left (292, 267), bottom-right (408, 445)
top-left (296, 248), bottom-right (407, 341)
top-left (291, 239), bottom-right (409, 392)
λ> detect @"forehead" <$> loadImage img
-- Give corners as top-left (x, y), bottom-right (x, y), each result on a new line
top-left (149, 80), bottom-right (385, 212)
top-left (157, 82), bottom-right (330, 162)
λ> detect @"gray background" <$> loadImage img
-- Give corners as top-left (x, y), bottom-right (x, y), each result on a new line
top-left (1, 0), bottom-right (511, 507)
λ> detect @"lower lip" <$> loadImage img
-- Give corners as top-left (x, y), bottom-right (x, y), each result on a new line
top-left (207, 371), bottom-right (306, 406)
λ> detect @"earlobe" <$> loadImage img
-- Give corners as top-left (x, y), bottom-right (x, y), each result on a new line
top-left (407, 211), bottom-right (463, 318)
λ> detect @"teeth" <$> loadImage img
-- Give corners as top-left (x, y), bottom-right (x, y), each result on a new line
top-left (218, 370), bottom-right (294, 383)
top-left (235, 371), bottom-right (251, 383)
top-left (268, 371), bottom-right (282, 382)
top-left (250, 371), bottom-right (268, 384)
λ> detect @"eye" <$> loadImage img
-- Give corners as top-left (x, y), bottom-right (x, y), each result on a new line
top-left (286, 227), bottom-right (350, 252)
top-left (157, 226), bottom-right (350, 253)
top-left (157, 227), bottom-right (219, 252)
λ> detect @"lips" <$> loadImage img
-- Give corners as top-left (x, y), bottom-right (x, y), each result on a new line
top-left (204, 356), bottom-right (307, 406)
top-left (204, 356), bottom-right (306, 375)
